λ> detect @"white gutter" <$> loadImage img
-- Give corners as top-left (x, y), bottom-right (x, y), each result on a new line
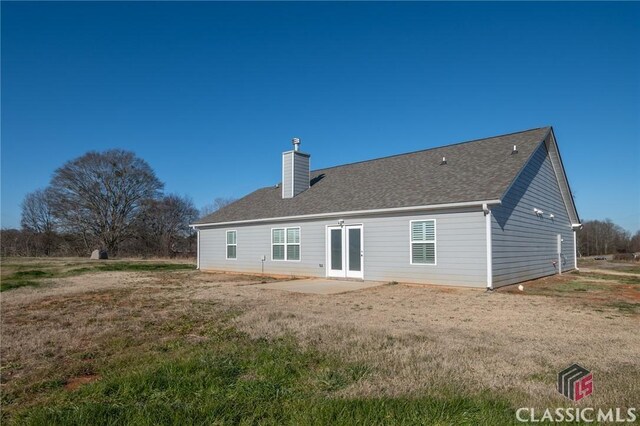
top-left (190, 199), bottom-right (502, 229)
top-left (483, 203), bottom-right (493, 289)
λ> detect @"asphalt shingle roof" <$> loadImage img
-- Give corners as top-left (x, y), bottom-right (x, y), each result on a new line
top-left (195, 127), bottom-right (551, 225)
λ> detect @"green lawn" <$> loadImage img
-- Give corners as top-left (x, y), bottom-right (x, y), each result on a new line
top-left (1, 260), bottom-right (516, 424)
top-left (8, 323), bottom-right (515, 426)
top-left (3, 259), bottom-right (637, 425)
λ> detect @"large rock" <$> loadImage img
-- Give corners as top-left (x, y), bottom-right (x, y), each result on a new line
top-left (90, 249), bottom-right (108, 260)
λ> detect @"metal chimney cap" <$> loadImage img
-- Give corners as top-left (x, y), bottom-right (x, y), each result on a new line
top-left (292, 137), bottom-right (301, 151)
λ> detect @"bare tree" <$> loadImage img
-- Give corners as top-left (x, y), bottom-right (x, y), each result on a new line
top-left (135, 194), bottom-right (199, 257)
top-left (631, 231), bottom-right (640, 253)
top-left (21, 188), bottom-right (57, 234)
top-left (0, 229), bottom-right (30, 257)
top-left (49, 149), bottom-right (163, 256)
top-left (578, 219), bottom-right (632, 256)
top-left (20, 189), bottom-right (58, 255)
top-left (200, 197), bottom-right (237, 218)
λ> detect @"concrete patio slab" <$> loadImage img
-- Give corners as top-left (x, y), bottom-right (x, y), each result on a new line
top-left (255, 278), bottom-right (385, 294)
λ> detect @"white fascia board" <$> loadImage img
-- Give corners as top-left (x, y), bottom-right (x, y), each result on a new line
top-left (547, 128), bottom-right (581, 225)
top-left (190, 199), bottom-right (502, 229)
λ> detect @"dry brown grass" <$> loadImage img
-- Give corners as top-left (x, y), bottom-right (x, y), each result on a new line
top-left (1, 260), bottom-right (638, 416)
top-left (225, 276), bottom-right (639, 409)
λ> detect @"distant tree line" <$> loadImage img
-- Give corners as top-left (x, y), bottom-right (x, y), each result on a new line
top-left (577, 219), bottom-right (640, 257)
top-left (1, 149), bottom-right (235, 258)
top-left (5, 150), bottom-right (636, 259)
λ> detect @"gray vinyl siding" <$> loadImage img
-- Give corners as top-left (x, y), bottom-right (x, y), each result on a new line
top-left (282, 152), bottom-right (293, 198)
top-left (491, 141), bottom-right (576, 287)
top-left (198, 208), bottom-right (487, 287)
top-left (282, 151), bottom-right (310, 198)
top-left (293, 154), bottom-right (310, 196)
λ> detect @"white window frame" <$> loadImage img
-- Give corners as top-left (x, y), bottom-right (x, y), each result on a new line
top-left (409, 219), bottom-right (437, 266)
top-left (271, 227), bottom-right (301, 261)
top-left (226, 230), bottom-right (237, 260)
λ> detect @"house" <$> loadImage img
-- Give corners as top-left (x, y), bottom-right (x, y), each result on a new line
top-left (191, 127), bottom-right (581, 289)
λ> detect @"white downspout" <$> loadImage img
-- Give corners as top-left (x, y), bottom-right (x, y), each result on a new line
top-left (483, 203), bottom-right (493, 289)
top-left (196, 230), bottom-right (200, 270)
top-left (573, 230), bottom-right (578, 271)
top-left (557, 234), bottom-right (562, 275)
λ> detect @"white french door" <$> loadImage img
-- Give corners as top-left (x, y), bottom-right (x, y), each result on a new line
top-left (326, 225), bottom-right (364, 279)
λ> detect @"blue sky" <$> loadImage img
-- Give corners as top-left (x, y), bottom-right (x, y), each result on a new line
top-left (2, 2), bottom-right (639, 232)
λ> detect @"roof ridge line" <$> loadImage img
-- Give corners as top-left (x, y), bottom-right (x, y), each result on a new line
top-left (310, 126), bottom-right (550, 174)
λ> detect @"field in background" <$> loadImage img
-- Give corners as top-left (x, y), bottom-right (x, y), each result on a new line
top-left (0, 257), bottom-right (195, 292)
top-left (1, 258), bottom-right (638, 424)
top-left (578, 258), bottom-right (640, 274)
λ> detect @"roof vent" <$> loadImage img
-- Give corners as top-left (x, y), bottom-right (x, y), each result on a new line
top-left (292, 137), bottom-right (301, 152)
top-left (512, 145), bottom-right (518, 154)
top-left (440, 156), bottom-right (447, 165)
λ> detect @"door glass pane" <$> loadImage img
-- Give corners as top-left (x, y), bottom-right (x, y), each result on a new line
top-left (348, 228), bottom-right (361, 271)
top-left (330, 229), bottom-right (342, 270)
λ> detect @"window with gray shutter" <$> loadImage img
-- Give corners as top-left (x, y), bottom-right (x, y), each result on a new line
top-left (410, 220), bottom-right (436, 265)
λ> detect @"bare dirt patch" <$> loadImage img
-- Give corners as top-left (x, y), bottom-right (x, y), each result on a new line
top-left (64, 375), bottom-right (100, 391)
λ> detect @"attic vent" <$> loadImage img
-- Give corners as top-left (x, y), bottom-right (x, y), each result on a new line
top-left (440, 156), bottom-right (447, 165)
top-left (512, 145), bottom-right (518, 154)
